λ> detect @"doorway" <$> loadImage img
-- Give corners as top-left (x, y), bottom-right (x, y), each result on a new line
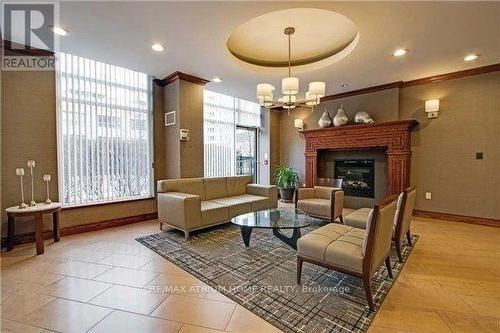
top-left (235, 126), bottom-right (258, 182)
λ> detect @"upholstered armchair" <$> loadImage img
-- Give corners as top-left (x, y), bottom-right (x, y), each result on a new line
top-left (294, 186), bottom-right (344, 223)
top-left (297, 195), bottom-right (398, 311)
top-left (344, 188), bottom-right (416, 262)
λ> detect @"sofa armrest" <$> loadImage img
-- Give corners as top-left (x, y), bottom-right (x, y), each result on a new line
top-left (158, 192), bottom-right (201, 230)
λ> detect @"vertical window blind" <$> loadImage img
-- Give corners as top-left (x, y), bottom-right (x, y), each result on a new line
top-left (203, 90), bottom-right (261, 177)
top-left (57, 53), bottom-right (153, 206)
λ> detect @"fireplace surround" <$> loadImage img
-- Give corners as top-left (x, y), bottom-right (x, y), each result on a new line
top-left (300, 120), bottom-right (418, 196)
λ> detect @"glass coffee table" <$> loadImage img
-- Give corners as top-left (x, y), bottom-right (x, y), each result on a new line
top-left (231, 208), bottom-right (311, 250)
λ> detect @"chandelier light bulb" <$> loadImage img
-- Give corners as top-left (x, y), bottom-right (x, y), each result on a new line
top-left (282, 77), bottom-right (299, 95)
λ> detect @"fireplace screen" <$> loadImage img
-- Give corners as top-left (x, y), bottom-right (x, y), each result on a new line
top-left (334, 159), bottom-right (375, 198)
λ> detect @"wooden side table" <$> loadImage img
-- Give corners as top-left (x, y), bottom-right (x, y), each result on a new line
top-left (6, 202), bottom-right (62, 255)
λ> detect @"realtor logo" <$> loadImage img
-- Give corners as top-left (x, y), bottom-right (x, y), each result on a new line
top-left (2, 2), bottom-right (57, 70)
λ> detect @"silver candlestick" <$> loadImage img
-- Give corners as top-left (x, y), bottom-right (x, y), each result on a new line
top-left (27, 160), bottom-right (36, 207)
top-left (43, 174), bottom-right (52, 204)
top-left (16, 168), bottom-right (28, 209)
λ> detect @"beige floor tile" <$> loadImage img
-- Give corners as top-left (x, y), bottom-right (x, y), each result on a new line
top-left (93, 266), bottom-right (160, 288)
top-left (152, 295), bottom-right (236, 330)
top-left (204, 288), bottom-right (236, 304)
top-left (140, 257), bottom-right (191, 276)
top-left (0, 290), bottom-right (55, 321)
top-left (147, 273), bottom-right (208, 298)
top-left (178, 324), bottom-right (226, 333)
top-left (88, 310), bottom-right (183, 333)
top-left (225, 305), bottom-right (281, 333)
top-left (0, 318), bottom-right (54, 333)
top-left (89, 285), bottom-right (169, 315)
top-left (46, 259), bottom-right (112, 279)
top-left (22, 298), bottom-right (112, 333)
top-left (438, 311), bottom-right (500, 333)
top-left (54, 246), bottom-right (111, 263)
top-left (39, 276), bottom-right (112, 302)
top-left (97, 254), bottom-right (153, 269)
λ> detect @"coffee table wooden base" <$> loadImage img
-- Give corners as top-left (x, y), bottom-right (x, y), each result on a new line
top-left (239, 226), bottom-right (302, 250)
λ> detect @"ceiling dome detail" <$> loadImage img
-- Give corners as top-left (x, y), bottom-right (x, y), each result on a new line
top-left (227, 8), bottom-right (359, 68)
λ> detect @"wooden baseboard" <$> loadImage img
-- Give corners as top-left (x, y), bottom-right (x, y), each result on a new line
top-left (1, 213), bottom-right (158, 249)
top-left (413, 210), bottom-right (499, 227)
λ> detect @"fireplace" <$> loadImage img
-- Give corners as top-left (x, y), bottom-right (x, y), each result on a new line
top-left (335, 159), bottom-right (375, 198)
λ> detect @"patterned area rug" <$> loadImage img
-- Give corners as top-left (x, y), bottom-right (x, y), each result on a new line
top-left (136, 210), bottom-right (417, 333)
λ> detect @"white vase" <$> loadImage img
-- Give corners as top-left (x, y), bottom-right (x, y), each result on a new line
top-left (333, 105), bottom-right (348, 127)
top-left (318, 111), bottom-right (332, 128)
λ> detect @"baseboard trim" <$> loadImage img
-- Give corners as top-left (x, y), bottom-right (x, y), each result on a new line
top-left (413, 210), bottom-right (499, 227)
top-left (1, 213), bottom-right (158, 249)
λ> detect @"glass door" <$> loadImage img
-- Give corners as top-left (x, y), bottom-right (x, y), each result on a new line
top-left (235, 126), bottom-right (258, 181)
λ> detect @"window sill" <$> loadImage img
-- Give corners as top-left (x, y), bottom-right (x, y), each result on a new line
top-left (62, 196), bottom-right (155, 211)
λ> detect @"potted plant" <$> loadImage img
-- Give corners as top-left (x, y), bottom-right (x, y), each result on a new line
top-left (274, 165), bottom-right (299, 203)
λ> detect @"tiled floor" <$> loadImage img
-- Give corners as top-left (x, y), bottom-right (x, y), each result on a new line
top-left (1, 210), bottom-right (499, 333)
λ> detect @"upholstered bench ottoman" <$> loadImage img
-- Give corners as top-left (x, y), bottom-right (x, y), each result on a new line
top-left (344, 208), bottom-right (372, 229)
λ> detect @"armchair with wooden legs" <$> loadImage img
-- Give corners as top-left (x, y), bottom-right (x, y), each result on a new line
top-left (294, 186), bottom-right (344, 224)
top-left (296, 195), bottom-right (398, 311)
top-left (344, 188), bottom-right (417, 262)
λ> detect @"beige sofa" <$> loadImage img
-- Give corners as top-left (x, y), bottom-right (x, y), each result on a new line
top-left (295, 186), bottom-right (344, 223)
top-left (157, 175), bottom-right (278, 238)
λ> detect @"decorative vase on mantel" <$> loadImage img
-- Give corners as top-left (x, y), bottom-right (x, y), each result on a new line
top-left (333, 105), bottom-right (349, 127)
top-left (318, 110), bottom-right (332, 128)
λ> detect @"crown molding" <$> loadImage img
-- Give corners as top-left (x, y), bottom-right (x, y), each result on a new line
top-left (154, 71), bottom-right (210, 87)
top-left (321, 63), bottom-right (500, 102)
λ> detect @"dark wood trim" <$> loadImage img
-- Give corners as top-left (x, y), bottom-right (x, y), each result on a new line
top-left (61, 197), bottom-right (154, 211)
top-left (401, 63), bottom-right (500, 87)
top-left (413, 210), bottom-right (499, 228)
top-left (1, 39), bottom-right (54, 57)
top-left (320, 63), bottom-right (500, 101)
top-left (154, 71), bottom-right (209, 87)
top-left (1, 213), bottom-right (158, 250)
top-left (321, 81), bottom-right (402, 102)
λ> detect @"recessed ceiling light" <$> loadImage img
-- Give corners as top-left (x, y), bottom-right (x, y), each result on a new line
top-left (50, 26), bottom-right (68, 36)
top-left (393, 49), bottom-right (408, 57)
top-left (212, 77), bottom-right (222, 83)
top-left (341, 83), bottom-right (348, 88)
top-left (464, 54), bottom-right (479, 61)
top-left (151, 43), bottom-right (164, 52)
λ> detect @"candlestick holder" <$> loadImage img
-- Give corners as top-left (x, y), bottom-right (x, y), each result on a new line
top-left (27, 160), bottom-right (36, 207)
top-left (43, 174), bottom-right (52, 204)
top-left (16, 168), bottom-right (28, 209)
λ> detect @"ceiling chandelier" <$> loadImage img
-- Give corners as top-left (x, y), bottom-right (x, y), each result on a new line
top-left (256, 27), bottom-right (326, 110)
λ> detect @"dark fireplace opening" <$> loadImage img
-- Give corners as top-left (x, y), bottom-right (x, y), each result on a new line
top-left (334, 159), bottom-right (375, 198)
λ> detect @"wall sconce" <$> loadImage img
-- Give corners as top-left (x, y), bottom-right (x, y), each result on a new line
top-left (294, 119), bottom-right (304, 130)
top-left (425, 99), bottom-right (440, 119)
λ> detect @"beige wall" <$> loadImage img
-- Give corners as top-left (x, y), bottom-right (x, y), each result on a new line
top-left (278, 72), bottom-right (500, 219)
top-left (178, 80), bottom-right (204, 178)
top-left (399, 72), bottom-right (500, 219)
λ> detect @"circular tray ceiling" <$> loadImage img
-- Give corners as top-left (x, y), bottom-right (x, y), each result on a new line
top-left (227, 8), bottom-right (359, 68)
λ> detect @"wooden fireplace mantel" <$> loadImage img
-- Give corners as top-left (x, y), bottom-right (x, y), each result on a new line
top-left (300, 120), bottom-right (419, 195)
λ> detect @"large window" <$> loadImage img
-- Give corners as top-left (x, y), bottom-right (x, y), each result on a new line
top-left (203, 90), bottom-right (261, 178)
top-left (57, 53), bottom-right (153, 206)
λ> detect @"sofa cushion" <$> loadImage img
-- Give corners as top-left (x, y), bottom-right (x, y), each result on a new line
top-left (200, 201), bottom-right (229, 226)
top-left (297, 198), bottom-right (331, 219)
top-left (344, 208), bottom-right (372, 229)
top-left (298, 224), bottom-right (364, 274)
top-left (203, 177), bottom-right (228, 200)
top-left (228, 194), bottom-right (269, 212)
top-left (157, 178), bottom-right (205, 200)
top-left (226, 175), bottom-right (253, 196)
top-left (314, 186), bottom-right (334, 200)
top-left (209, 197), bottom-right (252, 219)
